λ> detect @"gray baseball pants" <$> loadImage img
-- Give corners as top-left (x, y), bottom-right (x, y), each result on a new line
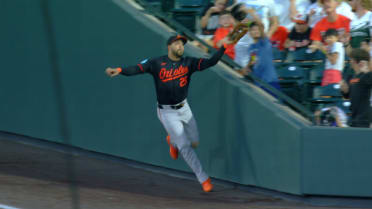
top-left (157, 99), bottom-right (209, 184)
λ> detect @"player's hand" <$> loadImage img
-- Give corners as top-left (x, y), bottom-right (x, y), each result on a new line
top-left (105, 67), bottom-right (120, 77)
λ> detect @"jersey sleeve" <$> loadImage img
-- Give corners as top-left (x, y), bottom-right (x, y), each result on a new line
top-left (119, 58), bottom-right (153, 76)
top-left (190, 46), bottom-right (226, 72)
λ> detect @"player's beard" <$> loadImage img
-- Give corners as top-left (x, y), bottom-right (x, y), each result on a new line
top-left (172, 48), bottom-right (184, 58)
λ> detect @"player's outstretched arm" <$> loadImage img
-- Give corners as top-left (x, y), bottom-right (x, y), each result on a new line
top-left (197, 46), bottom-right (226, 71)
top-left (105, 61), bottom-right (150, 77)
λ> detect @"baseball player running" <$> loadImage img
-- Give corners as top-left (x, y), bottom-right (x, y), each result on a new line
top-left (106, 35), bottom-right (227, 192)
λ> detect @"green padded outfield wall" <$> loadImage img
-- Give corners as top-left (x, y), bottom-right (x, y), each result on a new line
top-left (1, 0), bottom-right (372, 197)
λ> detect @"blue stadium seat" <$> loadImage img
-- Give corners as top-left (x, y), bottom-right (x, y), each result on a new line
top-left (311, 83), bottom-right (343, 103)
top-left (272, 47), bottom-right (287, 61)
top-left (308, 64), bottom-right (325, 85)
top-left (171, 8), bottom-right (199, 32)
top-left (277, 65), bottom-right (306, 81)
top-left (276, 65), bottom-right (307, 102)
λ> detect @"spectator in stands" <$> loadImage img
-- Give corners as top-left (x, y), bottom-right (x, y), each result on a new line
top-left (270, 26), bottom-right (289, 51)
top-left (241, 22), bottom-right (280, 90)
top-left (307, 0), bottom-right (355, 28)
top-left (320, 29), bottom-right (345, 86)
top-left (274, 0), bottom-right (311, 31)
top-left (285, 14), bottom-right (312, 51)
top-left (360, 41), bottom-right (372, 69)
top-left (306, 0), bottom-right (324, 27)
top-left (347, 0), bottom-right (372, 50)
top-left (213, 10), bottom-right (236, 59)
top-left (271, 0), bottom-right (311, 51)
top-left (314, 106), bottom-right (349, 127)
top-left (340, 48), bottom-right (372, 128)
top-left (230, 1), bottom-right (279, 67)
top-left (308, 0), bottom-right (351, 51)
top-left (200, 0), bottom-right (229, 36)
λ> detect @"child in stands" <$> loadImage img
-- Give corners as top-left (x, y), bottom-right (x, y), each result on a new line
top-left (321, 28), bottom-right (345, 86)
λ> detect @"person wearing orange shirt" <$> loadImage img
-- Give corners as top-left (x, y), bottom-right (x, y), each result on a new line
top-left (308, 0), bottom-right (351, 52)
top-left (213, 10), bottom-right (236, 59)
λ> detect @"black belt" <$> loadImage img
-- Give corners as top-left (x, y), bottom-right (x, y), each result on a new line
top-left (158, 103), bottom-right (184, 110)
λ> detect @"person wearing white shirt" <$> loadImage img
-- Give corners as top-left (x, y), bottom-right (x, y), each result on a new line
top-left (348, 0), bottom-right (372, 49)
top-left (275, 0), bottom-right (311, 31)
top-left (321, 29), bottom-right (345, 86)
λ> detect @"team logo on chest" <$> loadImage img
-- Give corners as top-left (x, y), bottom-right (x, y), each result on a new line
top-left (159, 65), bottom-right (189, 87)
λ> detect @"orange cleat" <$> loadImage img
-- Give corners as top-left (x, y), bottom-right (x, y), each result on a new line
top-left (166, 135), bottom-right (178, 160)
top-left (201, 178), bottom-right (213, 192)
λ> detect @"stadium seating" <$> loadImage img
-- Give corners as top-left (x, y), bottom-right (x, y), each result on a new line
top-left (276, 64), bottom-right (307, 102)
top-left (171, 8), bottom-right (199, 33)
top-left (311, 83), bottom-right (343, 102)
top-left (308, 63), bottom-right (325, 85)
top-left (272, 47), bottom-right (287, 61)
top-left (285, 47), bottom-right (325, 62)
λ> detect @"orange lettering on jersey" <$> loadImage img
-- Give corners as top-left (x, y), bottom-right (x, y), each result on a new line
top-left (179, 76), bottom-right (188, 87)
top-left (159, 65), bottom-right (189, 83)
top-left (159, 68), bottom-right (167, 80)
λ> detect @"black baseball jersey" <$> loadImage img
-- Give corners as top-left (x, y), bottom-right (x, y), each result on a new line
top-left (119, 47), bottom-right (226, 105)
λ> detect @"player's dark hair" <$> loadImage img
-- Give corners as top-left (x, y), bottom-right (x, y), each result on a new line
top-left (350, 48), bottom-right (370, 63)
top-left (324, 28), bottom-right (338, 38)
top-left (231, 3), bottom-right (246, 21)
